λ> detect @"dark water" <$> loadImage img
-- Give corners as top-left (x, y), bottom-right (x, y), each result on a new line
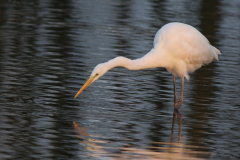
top-left (0, 0), bottom-right (239, 159)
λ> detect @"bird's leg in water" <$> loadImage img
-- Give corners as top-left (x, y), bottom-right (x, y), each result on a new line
top-left (173, 76), bottom-right (177, 108)
top-left (176, 77), bottom-right (184, 110)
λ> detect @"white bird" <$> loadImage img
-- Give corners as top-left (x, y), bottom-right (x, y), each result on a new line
top-left (74, 22), bottom-right (220, 110)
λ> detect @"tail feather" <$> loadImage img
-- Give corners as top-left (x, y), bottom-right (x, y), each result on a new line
top-left (212, 46), bottom-right (221, 60)
top-left (214, 46), bottom-right (221, 55)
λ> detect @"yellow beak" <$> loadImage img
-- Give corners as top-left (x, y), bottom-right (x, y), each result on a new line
top-left (74, 75), bottom-right (97, 99)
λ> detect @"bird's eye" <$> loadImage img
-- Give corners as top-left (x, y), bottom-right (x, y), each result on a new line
top-left (96, 73), bottom-right (99, 76)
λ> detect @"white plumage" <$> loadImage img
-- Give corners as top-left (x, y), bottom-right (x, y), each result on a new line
top-left (150, 22), bottom-right (220, 80)
top-left (75, 22), bottom-right (220, 110)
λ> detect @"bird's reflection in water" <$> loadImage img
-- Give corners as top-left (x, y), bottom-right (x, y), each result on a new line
top-left (170, 110), bottom-right (182, 145)
top-left (73, 112), bottom-right (212, 159)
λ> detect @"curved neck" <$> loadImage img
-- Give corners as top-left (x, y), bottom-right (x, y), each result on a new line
top-left (104, 49), bottom-right (160, 71)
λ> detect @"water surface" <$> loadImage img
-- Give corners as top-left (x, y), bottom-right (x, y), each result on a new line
top-left (0, 0), bottom-right (239, 159)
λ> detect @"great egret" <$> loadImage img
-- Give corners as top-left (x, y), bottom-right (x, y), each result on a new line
top-left (74, 22), bottom-right (220, 110)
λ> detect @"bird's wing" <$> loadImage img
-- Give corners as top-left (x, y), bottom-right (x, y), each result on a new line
top-left (157, 23), bottom-right (218, 65)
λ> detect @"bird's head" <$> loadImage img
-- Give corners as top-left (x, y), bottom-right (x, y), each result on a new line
top-left (74, 63), bottom-right (108, 98)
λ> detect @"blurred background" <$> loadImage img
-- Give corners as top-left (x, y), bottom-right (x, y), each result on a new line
top-left (0, 0), bottom-right (239, 159)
